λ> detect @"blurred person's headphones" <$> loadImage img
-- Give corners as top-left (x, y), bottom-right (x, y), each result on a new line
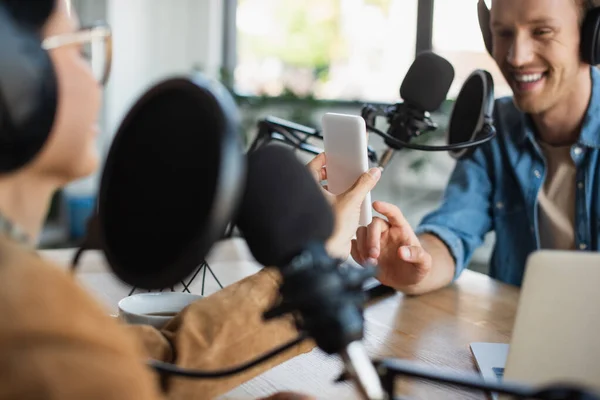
top-left (0, 0), bottom-right (111, 174)
top-left (477, 0), bottom-right (600, 65)
top-left (0, 0), bottom-right (58, 173)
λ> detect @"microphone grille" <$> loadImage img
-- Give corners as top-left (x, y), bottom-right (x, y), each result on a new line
top-left (400, 51), bottom-right (455, 112)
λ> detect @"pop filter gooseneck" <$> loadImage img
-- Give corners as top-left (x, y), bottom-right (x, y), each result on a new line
top-left (73, 73), bottom-right (245, 290)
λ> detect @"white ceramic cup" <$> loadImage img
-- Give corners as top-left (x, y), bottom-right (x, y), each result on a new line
top-left (118, 292), bottom-right (203, 329)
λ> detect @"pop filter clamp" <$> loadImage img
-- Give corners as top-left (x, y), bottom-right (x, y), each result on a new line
top-left (360, 101), bottom-right (438, 168)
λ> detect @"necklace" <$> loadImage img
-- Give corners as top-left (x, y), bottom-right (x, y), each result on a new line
top-left (0, 211), bottom-right (32, 247)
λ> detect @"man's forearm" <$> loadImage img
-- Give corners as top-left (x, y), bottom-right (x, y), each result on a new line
top-left (400, 233), bottom-right (456, 296)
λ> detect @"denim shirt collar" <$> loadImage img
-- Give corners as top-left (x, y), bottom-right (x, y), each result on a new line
top-left (516, 66), bottom-right (600, 149)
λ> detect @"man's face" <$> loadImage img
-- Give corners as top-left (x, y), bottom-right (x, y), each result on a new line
top-left (490, 0), bottom-right (587, 114)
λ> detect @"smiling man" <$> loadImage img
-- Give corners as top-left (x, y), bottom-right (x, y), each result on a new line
top-left (350, 0), bottom-right (600, 293)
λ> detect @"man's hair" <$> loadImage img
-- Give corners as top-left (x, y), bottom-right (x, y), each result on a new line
top-left (575, 0), bottom-right (600, 23)
top-left (0, 0), bottom-right (55, 31)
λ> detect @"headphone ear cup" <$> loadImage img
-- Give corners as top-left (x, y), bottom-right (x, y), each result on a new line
top-left (0, 4), bottom-right (57, 174)
top-left (482, 69), bottom-right (495, 118)
top-left (477, 0), bottom-right (493, 57)
top-left (580, 7), bottom-right (600, 65)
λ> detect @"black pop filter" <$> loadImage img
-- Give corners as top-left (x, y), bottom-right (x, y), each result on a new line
top-left (96, 74), bottom-right (245, 289)
top-left (446, 69), bottom-right (495, 159)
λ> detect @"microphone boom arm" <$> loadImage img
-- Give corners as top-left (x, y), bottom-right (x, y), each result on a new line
top-left (249, 116), bottom-right (379, 164)
top-left (263, 241), bottom-right (386, 400)
top-left (374, 358), bottom-right (600, 400)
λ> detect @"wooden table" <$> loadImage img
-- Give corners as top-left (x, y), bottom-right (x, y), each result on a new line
top-left (41, 239), bottom-right (520, 400)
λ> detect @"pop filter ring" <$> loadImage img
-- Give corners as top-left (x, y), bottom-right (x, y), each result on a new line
top-left (71, 74), bottom-right (245, 291)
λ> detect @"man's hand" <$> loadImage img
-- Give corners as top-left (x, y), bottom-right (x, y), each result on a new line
top-left (351, 201), bottom-right (432, 290)
top-left (306, 152), bottom-right (381, 259)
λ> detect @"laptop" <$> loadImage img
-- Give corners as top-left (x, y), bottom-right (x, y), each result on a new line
top-left (470, 250), bottom-right (600, 399)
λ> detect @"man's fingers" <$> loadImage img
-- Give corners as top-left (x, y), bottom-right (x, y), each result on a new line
top-left (351, 239), bottom-right (364, 264)
top-left (398, 245), bottom-right (431, 268)
top-left (355, 226), bottom-right (368, 261)
top-left (365, 217), bottom-right (389, 262)
top-left (373, 201), bottom-right (410, 228)
top-left (306, 152), bottom-right (327, 182)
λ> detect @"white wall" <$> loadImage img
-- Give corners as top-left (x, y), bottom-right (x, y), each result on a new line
top-left (65, 0), bottom-right (225, 197)
top-left (104, 0), bottom-right (225, 148)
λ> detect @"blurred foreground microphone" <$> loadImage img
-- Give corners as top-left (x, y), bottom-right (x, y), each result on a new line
top-left (71, 73), bottom-right (245, 289)
top-left (236, 145), bottom-right (386, 400)
top-left (363, 51), bottom-right (496, 167)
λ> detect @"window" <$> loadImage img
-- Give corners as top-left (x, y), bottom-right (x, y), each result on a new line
top-left (235, 0), bottom-right (419, 103)
top-left (432, 0), bottom-right (512, 99)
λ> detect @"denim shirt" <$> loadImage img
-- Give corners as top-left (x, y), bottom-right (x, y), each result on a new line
top-left (415, 66), bottom-right (600, 287)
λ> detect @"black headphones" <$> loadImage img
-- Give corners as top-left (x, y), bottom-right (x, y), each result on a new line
top-left (0, 0), bottom-right (58, 174)
top-left (477, 0), bottom-right (600, 65)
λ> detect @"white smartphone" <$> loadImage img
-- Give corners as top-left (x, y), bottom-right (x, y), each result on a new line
top-left (321, 112), bottom-right (372, 226)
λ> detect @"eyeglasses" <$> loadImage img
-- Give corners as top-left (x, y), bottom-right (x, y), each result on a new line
top-left (42, 22), bottom-right (112, 87)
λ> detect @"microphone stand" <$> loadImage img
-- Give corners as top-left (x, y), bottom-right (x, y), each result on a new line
top-left (360, 103), bottom-right (437, 170)
top-left (69, 213), bottom-right (222, 296)
top-left (263, 241), bottom-right (386, 400)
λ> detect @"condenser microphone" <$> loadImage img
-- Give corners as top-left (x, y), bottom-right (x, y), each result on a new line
top-left (363, 52), bottom-right (497, 163)
top-left (236, 144), bottom-right (385, 400)
top-left (362, 51), bottom-right (454, 167)
top-left (71, 73), bottom-right (246, 290)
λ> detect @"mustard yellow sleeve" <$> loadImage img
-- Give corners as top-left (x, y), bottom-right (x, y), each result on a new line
top-left (126, 268), bottom-right (315, 400)
top-left (0, 239), bottom-right (164, 400)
